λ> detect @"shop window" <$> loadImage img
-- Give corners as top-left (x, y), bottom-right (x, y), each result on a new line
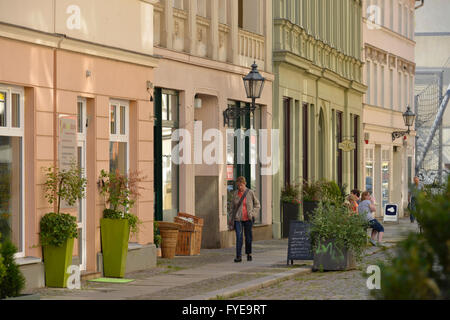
top-left (382, 149), bottom-right (391, 209)
top-left (109, 100), bottom-right (129, 175)
top-left (0, 85), bottom-right (24, 257)
top-left (365, 148), bottom-right (374, 194)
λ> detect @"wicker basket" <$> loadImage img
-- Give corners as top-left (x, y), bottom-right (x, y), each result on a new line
top-left (175, 213), bottom-right (204, 256)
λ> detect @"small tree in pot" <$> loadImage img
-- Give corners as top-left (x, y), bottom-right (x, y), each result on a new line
top-left (310, 201), bottom-right (367, 271)
top-left (98, 169), bottom-right (144, 278)
top-left (40, 162), bottom-right (87, 287)
top-left (281, 183), bottom-right (302, 238)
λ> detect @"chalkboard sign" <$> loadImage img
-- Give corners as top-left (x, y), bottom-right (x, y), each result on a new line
top-left (287, 221), bottom-right (313, 265)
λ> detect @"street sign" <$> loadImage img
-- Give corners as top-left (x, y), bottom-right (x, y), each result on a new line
top-left (383, 203), bottom-right (398, 222)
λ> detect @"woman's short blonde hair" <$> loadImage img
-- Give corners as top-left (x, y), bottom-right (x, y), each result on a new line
top-left (361, 191), bottom-right (371, 200)
top-left (236, 176), bottom-right (246, 185)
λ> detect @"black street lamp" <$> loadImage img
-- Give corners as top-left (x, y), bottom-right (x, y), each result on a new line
top-left (223, 62), bottom-right (265, 127)
top-left (392, 105), bottom-right (416, 141)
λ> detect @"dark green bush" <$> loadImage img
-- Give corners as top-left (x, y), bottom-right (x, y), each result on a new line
top-left (0, 239), bottom-right (25, 299)
top-left (372, 175), bottom-right (450, 299)
top-left (40, 212), bottom-right (78, 247)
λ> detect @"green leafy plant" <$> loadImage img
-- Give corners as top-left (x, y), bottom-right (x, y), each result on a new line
top-left (281, 183), bottom-right (301, 204)
top-left (302, 180), bottom-right (323, 201)
top-left (154, 221), bottom-right (162, 248)
top-left (0, 234), bottom-right (6, 286)
top-left (98, 169), bottom-right (145, 235)
top-left (372, 175), bottom-right (450, 300)
top-left (321, 181), bottom-right (347, 206)
top-left (40, 162), bottom-right (87, 247)
top-left (310, 201), bottom-right (368, 262)
top-left (0, 238), bottom-right (25, 299)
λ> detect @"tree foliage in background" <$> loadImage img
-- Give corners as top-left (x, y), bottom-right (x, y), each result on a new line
top-left (372, 175), bottom-right (450, 300)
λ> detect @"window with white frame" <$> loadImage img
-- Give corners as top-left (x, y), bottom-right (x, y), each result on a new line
top-left (381, 149), bottom-right (391, 209)
top-left (109, 100), bottom-right (129, 175)
top-left (0, 85), bottom-right (25, 257)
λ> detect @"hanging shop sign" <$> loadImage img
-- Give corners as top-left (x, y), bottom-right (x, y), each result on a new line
top-left (338, 139), bottom-right (356, 152)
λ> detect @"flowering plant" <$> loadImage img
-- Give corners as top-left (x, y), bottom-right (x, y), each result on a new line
top-left (281, 183), bottom-right (302, 205)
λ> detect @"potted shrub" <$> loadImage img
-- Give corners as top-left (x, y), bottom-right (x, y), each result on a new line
top-left (281, 183), bottom-right (302, 238)
top-left (0, 235), bottom-right (26, 299)
top-left (302, 180), bottom-right (323, 222)
top-left (310, 201), bottom-right (367, 271)
top-left (98, 169), bottom-right (144, 278)
top-left (40, 163), bottom-right (87, 287)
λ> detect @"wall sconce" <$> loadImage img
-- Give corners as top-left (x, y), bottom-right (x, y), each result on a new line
top-left (194, 95), bottom-right (202, 109)
top-left (146, 81), bottom-right (154, 102)
top-left (86, 70), bottom-right (91, 77)
top-left (392, 105), bottom-right (416, 141)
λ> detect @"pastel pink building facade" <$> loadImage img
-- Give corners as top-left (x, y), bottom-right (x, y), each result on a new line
top-left (0, 0), bottom-right (158, 289)
top-left (362, 0), bottom-right (420, 217)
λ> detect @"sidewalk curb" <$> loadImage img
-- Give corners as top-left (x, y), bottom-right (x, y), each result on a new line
top-left (185, 267), bottom-right (311, 300)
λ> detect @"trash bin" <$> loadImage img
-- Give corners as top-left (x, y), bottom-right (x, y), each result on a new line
top-left (158, 221), bottom-right (182, 259)
top-left (176, 212), bottom-right (204, 255)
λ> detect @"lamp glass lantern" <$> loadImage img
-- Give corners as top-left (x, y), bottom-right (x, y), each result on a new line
top-left (403, 105), bottom-right (416, 129)
top-left (243, 62), bottom-right (265, 101)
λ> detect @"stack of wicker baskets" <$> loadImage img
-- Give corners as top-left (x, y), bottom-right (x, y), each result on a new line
top-left (174, 212), bottom-right (204, 256)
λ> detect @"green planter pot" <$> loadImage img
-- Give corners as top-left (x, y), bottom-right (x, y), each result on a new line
top-left (100, 218), bottom-right (130, 278)
top-left (281, 202), bottom-right (300, 238)
top-left (312, 239), bottom-right (356, 271)
top-left (43, 238), bottom-right (74, 288)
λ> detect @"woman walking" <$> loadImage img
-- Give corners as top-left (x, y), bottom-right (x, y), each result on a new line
top-left (228, 176), bottom-right (260, 262)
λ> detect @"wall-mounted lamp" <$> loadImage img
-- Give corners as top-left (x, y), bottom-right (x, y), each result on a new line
top-left (223, 62), bottom-right (265, 127)
top-left (392, 105), bottom-right (416, 141)
top-left (146, 81), bottom-right (154, 102)
top-left (86, 70), bottom-right (91, 77)
top-left (194, 95), bottom-right (202, 109)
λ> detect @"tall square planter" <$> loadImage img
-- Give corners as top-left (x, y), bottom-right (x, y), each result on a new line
top-left (282, 202), bottom-right (300, 238)
top-left (303, 200), bottom-right (319, 222)
top-left (43, 238), bottom-right (74, 288)
top-left (312, 239), bottom-right (356, 271)
top-left (100, 218), bottom-right (130, 278)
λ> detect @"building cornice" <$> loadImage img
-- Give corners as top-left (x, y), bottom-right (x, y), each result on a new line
top-left (0, 22), bottom-right (160, 68)
top-left (154, 47), bottom-right (275, 82)
top-left (274, 51), bottom-right (367, 94)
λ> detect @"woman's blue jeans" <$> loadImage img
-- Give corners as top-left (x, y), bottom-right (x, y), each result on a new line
top-left (235, 220), bottom-right (253, 258)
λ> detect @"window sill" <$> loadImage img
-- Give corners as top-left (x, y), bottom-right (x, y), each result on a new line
top-left (15, 256), bottom-right (42, 266)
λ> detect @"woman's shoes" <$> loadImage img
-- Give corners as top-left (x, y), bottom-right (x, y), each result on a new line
top-left (247, 254), bottom-right (252, 261)
top-left (234, 257), bottom-right (242, 263)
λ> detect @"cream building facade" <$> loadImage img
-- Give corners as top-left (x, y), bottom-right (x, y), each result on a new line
top-left (152, 0), bottom-right (274, 248)
top-left (362, 0), bottom-right (420, 217)
top-left (0, 0), bottom-right (158, 289)
top-left (272, 0), bottom-right (366, 238)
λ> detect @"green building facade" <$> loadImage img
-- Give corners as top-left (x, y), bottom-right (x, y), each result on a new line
top-left (272, 0), bottom-right (367, 238)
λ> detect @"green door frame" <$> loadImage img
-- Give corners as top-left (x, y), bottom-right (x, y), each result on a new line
top-left (154, 88), bottom-right (163, 221)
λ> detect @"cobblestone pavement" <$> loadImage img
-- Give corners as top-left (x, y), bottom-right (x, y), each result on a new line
top-left (28, 219), bottom-right (417, 300)
top-left (228, 246), bottom-right (395, 300)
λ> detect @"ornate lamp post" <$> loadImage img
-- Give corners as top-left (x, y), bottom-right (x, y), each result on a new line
top-left (392, 105), bottom-right (416, 141)
top-left (223, 62), bottom-right (265, 127)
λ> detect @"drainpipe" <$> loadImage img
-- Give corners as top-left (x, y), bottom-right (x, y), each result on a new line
top-left (53, 34), bottom-right (65, 202)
